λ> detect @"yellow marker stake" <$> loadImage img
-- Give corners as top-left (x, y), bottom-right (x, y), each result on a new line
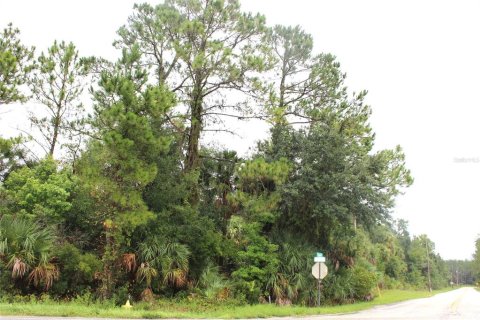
top-left (122, 299), bottom-right (133, 309)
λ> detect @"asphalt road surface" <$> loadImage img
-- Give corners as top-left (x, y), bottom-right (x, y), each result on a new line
top-left (295, 287), bottom-right (480, 320)
top-left (1, 287), bottom-right (480, 320)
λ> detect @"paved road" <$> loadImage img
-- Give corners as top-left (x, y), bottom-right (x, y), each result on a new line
top-left (291, 287), bottom-right (480, 320)
top-left (2, 287), bottom-right (480, 320)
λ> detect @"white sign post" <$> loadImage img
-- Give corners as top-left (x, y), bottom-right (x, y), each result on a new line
top-left (311, 252), bottom-right (328, 306)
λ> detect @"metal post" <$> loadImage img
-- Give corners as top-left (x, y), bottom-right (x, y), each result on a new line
top-left (426, 240), bottom-right (432, 292)
top-left (317, 262), bottom-right (321, 306)
top-left (318, 279), bottom-right (321, 306)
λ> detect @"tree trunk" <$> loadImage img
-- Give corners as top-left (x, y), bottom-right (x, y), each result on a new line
top-left (185, 103), bottom-right (202, 172)
top-left (99, 225), bottom-right (117, 300)
top-left (185, 67), bottom-right (205, 171)
top-left (184, 74), bottom-right (204, 204)
top-left (49, 113), bottom-right (61, 157)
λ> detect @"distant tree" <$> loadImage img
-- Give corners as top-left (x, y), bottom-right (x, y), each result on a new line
top-left (473, 238), bottom-right (480, 282)
top-left (85, 47), bottom-right (174, 238)
top-left (269, 105), bottom-right (412, 253)
top-left (394, 219), bottom-right (411, 253)
top-left (265, 25), bottom-right (348, 127)
top-left (445, 259), bottom-right (475, 285)
top-left (115, 0), bottom-right (270, 178)
top-left (0, 23), bottom-right (34, 105)
top-left (407, 235), bottom-right (447, 289)
top-left (28, 41), bottom-right (90, 157)
top-left (0, 24), bottom-right (34, 184)
top-left (78, 48), bottom-right (175, 298)
top-left (268, 25), bottom-right (313, 111)
top-left (370, 225), bottom-right (408, 283)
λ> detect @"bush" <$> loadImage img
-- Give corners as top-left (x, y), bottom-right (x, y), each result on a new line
top-left (72, 291), bottom-right (96, 305)
top-left (350, 265), bottom-right (378, 299)
top-left (111, 283), bottom-right (130, 306)
top-left (322, 263), bottom-right (378, 304)
top-left (381, 275), bottom-right (404, 289)
top-left (322, 268), bottom-right (355, 304)
top-left (197, 264), bottom-right (233, 302)
top-left (51, 243), bottom-right (102, 297)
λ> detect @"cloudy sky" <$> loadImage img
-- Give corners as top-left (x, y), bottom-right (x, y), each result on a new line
top-left (1, 0), bottom-right (479, 260)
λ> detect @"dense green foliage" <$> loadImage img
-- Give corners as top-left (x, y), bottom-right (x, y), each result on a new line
top-left (0, 0), bottom-right (453, 307)
top-left (0, 23), bottom-right (34, 105)
top-left (470, 237), bottom-right (480, 285)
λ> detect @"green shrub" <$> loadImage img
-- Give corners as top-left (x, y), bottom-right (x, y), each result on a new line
top-left (350, 265), bottom-right (377, 299)
top-left (197, 264), bottom-right (233, 302)
top-left (111, 283), bottom-right (130, 306)
top-left (51, 243), bottom-right (102, 297)
top-left (382, 275), bottom-right (404, 289)
top-left (322, 263), bottom-right (378, 304)
top-left (324, 269), bottom-right (354, 304)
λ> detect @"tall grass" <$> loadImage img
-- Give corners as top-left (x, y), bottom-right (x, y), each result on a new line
top-left (0, 288), bottom-right (454, 319)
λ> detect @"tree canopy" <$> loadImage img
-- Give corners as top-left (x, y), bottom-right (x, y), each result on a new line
top-left (0, 23), bottom-right (34, 105)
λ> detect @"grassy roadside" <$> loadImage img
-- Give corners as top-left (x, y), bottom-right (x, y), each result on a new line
top-left (0, 288), bottom-right (455, 319)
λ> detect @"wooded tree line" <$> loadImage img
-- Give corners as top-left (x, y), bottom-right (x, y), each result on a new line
top-left (0, 0), bottom-right (452, 305)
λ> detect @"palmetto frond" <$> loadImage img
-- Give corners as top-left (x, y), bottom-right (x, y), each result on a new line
top-left (28, 263), bottom-right (59, 290)
top-left (160, 242), bottom-right (190, 288)
top-left (138, 238), bottom-right (163, 262)
top-left (0, 216), bottom-right (57, 289)
top-left (10, 257), bottom-right (28, 279)
top-left (163, 268), bottom-right (187, 287)
top-left (137, 238), bottom-right (191, 289)
top-left (161, 242), bottom-right (190, 271)
top-left (122, 253), bottom-right (136, 272)
top-left (136, 262), bottom-right (158, 288)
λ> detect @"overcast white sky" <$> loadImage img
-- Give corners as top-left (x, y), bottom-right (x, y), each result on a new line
top-left (1, 0), bottom-right (479, 260)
